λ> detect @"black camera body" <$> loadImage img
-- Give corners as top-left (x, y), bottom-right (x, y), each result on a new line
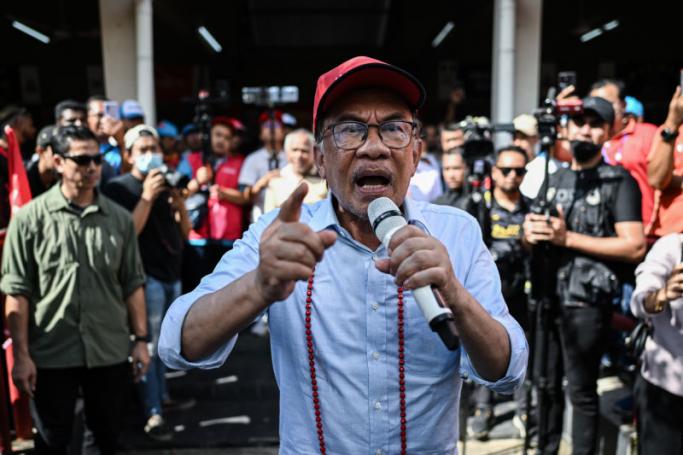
top-left (159, 165), bottom-right (189, 189)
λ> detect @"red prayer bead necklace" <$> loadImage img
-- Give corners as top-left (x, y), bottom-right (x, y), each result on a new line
top-left (305, 270), bottom-right (407, 455)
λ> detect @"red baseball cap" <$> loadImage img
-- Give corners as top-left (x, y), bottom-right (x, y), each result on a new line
top-left (313, 56), bottom-right (426, 136)
top-left (258, 110), bottom-right (283, 125)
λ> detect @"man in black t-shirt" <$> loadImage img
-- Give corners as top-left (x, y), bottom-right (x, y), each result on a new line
top-left (26, 125), bottom-right (59, 198)
top-left (103, 124), bottom-right (191, 441)
top-left (524, 97), bottom-right (645, 454)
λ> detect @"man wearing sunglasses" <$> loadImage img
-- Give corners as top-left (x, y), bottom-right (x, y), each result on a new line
top-left (466, 145), bottom-right (532, 440)
top-left (524, 97), bottom-right (645, 454)
top-left (161, 56), bottom-right (527, 454)
top-left (1, 125), bottom-right (149, 454)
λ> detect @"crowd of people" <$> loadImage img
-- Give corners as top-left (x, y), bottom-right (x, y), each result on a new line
top-left (0, 61), bottom-right (682, 454)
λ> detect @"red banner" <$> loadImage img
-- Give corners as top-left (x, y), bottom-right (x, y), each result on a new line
top-left (4, 126), bottom-right (32, 212)
top-left (2, 125), bottom-right (34, 444)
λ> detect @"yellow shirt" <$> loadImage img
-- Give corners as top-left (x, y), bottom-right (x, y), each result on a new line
top-left (264, 165), bottom-right (328, 214)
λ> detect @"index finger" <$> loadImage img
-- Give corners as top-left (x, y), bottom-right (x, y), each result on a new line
top-left (278, 183), bottom-right (309, 223)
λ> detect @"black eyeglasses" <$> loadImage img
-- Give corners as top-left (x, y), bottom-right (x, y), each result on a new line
top-left (497, 166), bottom-right (527, 177)
top-left (62, 153), bottom-right (104, 166)
top-left (320, 120), bottom-right (417, 150)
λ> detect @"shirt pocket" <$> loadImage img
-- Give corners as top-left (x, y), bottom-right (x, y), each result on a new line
top-left (86, 224), bottom-right (124, 272)
top-left (36, 222), bottom-right (76, 291)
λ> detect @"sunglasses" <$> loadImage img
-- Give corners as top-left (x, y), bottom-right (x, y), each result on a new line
top-left (497, 166), bottom-right (527, 177)
top-left (62, 153), bottom-right (104, 166)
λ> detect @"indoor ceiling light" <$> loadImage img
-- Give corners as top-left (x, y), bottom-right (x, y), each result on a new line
top-left (580, 19), bottom-right (619, 43)
top-left (431, 21), bottom-right (454, 48)
top-left (198, 26), bottom-right (222, 53)
top-left (12, 20), bottom-right (50, 44)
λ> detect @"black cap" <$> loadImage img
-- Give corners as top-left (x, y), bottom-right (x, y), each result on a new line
top-left (581, 96), bottom-right (615, 126)
top-left (37, 125), bottom-right (56, 149)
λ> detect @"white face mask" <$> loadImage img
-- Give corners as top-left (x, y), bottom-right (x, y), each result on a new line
top-left (135, 152), bottom-right (164, 174)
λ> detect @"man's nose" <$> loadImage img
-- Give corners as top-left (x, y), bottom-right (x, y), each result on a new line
top-left (357, 126), bottom-right (391, 158)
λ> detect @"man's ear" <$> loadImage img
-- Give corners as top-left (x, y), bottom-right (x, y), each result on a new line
top-left (125, 148), bottom-right (135, 166)
top-left (410, 138), bottom-right (422, 177)
top-left (314, 144), bottom-right (326, 179)
top-left (53, 153), bottom-right (65, 174)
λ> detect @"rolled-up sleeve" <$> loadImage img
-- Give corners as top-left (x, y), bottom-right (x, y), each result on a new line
top-left (0, 211), bottom-right (36, 298)
top-left (159, 211), bottom-right (277, 370)
top-left (457, 216), bottom-right (528, 394)
top-left (631, 233), bottom-right (679, 319)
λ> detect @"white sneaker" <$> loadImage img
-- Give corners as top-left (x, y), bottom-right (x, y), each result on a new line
top-left (144, 414), bottom-right (173, 442)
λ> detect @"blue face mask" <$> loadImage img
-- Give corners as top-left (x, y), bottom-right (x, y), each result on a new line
top-left (135, 152), bottom-right (164, 174)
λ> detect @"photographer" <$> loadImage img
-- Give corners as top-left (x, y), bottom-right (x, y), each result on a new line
top-left (524, 97), bottom-right (645, 454)
top-left (103, 124), bottom-right (190, 441)
top-left (463, 146), bottom-right (531, 439)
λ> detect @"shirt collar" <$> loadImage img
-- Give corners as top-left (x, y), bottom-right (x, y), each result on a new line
top-left (308, 192), bottom-right (430, 236)
top-left (46, 183), bottom-right (106, 216)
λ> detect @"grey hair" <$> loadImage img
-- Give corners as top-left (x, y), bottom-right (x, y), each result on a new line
top-left (284, 128), bottom-right (315, 152)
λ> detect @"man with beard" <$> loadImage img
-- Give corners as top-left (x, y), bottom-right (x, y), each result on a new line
top-left (524, 96), bottom-right (645, 454)
top-left (159, 56), bottom-right (527, 454)
top-left (466, 145), bottom-right (531, 440)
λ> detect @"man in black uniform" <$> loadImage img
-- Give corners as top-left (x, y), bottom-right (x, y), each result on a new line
top-left (433, 147), bottom-right (468, 208)
top-left (524, 97), bottom-right (646, 454)
top-left (466, 145), bottom-right (531, 439)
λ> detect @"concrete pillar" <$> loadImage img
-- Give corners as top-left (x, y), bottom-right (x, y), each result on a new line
top-left (491, 0), bottom-right (516, 145)
top-left (99, 0), bottom-right (136, 102)
top-left (136, 0), bottom-right (156, 125)
top-left (514, 0), bottom-right (543, 116)
top-left (99, 0), bottom-right (156, 123)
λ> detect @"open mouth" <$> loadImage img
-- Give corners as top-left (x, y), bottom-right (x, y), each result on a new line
top-left (353, 169), bottom-right (392, 193)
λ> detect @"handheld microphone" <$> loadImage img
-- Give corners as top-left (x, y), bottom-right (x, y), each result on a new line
top-left (368, 197), bottom-right (460, 351)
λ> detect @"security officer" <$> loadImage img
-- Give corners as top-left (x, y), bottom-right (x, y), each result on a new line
top-left (466, 145), bottom-right (531, 440)
top-left (524, 96), bottom-right (646, 454)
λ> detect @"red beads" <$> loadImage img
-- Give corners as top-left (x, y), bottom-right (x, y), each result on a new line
top-left (306, 274), bottom-right (407, 455)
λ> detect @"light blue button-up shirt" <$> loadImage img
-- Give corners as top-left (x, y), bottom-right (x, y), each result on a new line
top-left (159, 195), bottom-right (528, 454)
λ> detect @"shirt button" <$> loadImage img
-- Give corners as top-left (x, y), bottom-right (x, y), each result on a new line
top-left (372, 351), bottom-right (380, 360)
top-left (375, 401), bottom-right (382, 411)
top-left (371, 303), bottom-right (379, 311)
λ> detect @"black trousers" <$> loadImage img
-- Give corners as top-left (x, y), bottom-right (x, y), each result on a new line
top-left (473, 293), bottom-right (529, 410)
top-left (635, 374), bottom-right (683, 454)
top-left (31, 363), bottom-right (130, 455)
top-left (538, 305), bottom-right (611, 455)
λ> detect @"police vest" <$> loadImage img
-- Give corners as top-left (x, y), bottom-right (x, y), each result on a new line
top-left (544, 163), bottom-right (626, 305)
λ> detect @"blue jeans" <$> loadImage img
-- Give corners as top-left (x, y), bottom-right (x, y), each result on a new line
top-left (137, 276), bottom-right (181, 418)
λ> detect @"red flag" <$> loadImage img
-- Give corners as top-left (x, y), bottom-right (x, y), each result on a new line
top-left (2, 125), bottom-right (34, 441)
top-left (4, 125), bottom-right (32, 213)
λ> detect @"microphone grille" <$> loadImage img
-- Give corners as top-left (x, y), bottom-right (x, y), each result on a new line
top-left (368, 197), bottom-right (400, 226)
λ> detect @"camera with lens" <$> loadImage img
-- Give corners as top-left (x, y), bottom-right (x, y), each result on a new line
top-left (159, 165), bottom-right (190, 189)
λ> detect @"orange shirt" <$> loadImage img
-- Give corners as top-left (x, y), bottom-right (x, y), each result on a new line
top-left (602, 118), bottom-right (657, 228)
top-left (650, 124), bottom-right (683, 237)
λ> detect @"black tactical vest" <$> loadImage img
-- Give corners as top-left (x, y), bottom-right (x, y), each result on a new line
top-left (543, 162), bottom-right (626, 305)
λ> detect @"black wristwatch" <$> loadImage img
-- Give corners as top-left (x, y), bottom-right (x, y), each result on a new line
top-left (133, 334), bottom-right (151, 343)
top-left (661, 126), bottom-right (679, 143)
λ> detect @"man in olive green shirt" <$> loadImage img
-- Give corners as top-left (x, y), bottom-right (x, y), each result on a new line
top-left (1, 125), bottom-right (149, 455)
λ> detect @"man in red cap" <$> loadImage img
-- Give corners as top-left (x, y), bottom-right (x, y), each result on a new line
top-left (160, 56), bottom-right (527, 454)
